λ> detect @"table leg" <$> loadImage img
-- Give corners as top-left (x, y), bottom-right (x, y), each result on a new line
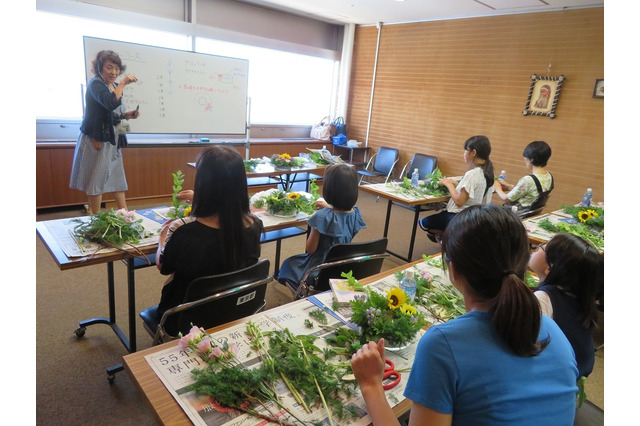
top-left (407, 208), bottom-right (420, 261)
top-left (383, 200), bottom-right (392, 237)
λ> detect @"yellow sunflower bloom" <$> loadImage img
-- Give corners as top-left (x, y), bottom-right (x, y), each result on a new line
top-left (586, 209), bottom-right (599, 218)
top-left (386, 287), bottom-right (407, 310)
top-left (399, 303), bottom-right (417, 316)
top-left (577, 211), bottom-right (591, 222)
top-left (287, 192), bottom-right (301, 200)
top-left (280, 153), bottom-right (291, 159)
top-left (183, 206), bottom-right (192, 217)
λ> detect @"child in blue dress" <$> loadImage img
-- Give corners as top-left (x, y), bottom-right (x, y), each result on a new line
top-left (277, 163), bottom-right (366, 290)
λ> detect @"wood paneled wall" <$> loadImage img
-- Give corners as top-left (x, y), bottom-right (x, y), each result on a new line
top-left (347, 8), bottom-right (604, 208)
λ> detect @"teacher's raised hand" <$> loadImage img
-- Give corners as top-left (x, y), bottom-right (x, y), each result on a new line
top-left (121, 74), bottom-right (138, 85)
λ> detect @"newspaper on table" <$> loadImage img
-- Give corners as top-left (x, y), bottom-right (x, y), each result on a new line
top-left (521, 212), bottom-right (577, 242)
top-left (146, 300), bottom-right (418, 425)
top-left (365, 183), bottom-right (446, 203)
top-left (43, 211), bottom-right (162, 258)
top-left (146, 255), bottom-right (460, 425)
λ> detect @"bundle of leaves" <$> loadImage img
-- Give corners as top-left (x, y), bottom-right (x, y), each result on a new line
top-left (73, 209), bottom-right (152, 248)
top-left (243, 159), bottom-right (259, 172)
top-left (310, 151), bottom-right (330, 165)
top-left (561, 205), bottom-right (604, 231)
top-left (270, 153), bottom-right (305, 169)
top-left (167, 170), bottom-right (191, 219)
top-left (422, 167), bottom-right (448, 197)
top-left (350, 286), bottom-right (428, 347)
top-left (185, 323), bottom-right (358, 425)
top-left (253, 189), bottom-right (316, 216)
top-left (393, 167), bottom-right (448, 198)
top-left (538, 218), bottom-right (604, 251)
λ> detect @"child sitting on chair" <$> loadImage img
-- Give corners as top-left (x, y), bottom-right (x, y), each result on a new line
top-left (277, 163), bottom-right (366, 290)
top-left (528, 233), bottom-right (604, 378)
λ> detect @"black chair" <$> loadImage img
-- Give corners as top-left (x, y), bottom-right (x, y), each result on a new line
top-left (357, 147), bottom-right (399, 185)
top-left (140, 259), bottom-right (272, 345)
top-left (397, 153), bottom-right (437, 182)
top-left (286, 238), bottom-right (389, 300)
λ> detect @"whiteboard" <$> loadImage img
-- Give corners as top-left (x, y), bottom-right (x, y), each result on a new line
top-left (83, 36), bottom-right (249, 135)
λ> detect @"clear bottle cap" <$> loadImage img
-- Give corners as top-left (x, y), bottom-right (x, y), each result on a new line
top-left (405, 270), bottom-right (414, 278)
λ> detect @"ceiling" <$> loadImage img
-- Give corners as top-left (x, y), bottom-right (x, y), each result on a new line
top-left (240, 0), bottom-right (604, 26)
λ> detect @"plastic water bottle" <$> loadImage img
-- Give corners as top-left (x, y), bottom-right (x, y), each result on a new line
top-left (499, 170), bottom-right (507, 181)
top-left (400, 270), bottom-right (417, 301)
top-left (411, 168), bottom-right (419, 187)
top-left (581, 188), bottom-right (593, 207)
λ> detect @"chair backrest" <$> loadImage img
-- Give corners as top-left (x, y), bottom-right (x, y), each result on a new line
top-left (517, 174), bottom-right (554, 219)
top-left (373, 147), bottom-right (399, 175)
top-left (297, 238), bottom-right (389, 297)
top-left (162, 259), bottom-right (272, 337)
top-left (405, 153), bottom-right (437, 179)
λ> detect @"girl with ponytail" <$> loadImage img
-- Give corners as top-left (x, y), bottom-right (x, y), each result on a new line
top-left (351, 205), bottom-right (578, 425)
top-left (418, 135), bottom-right (495, 242)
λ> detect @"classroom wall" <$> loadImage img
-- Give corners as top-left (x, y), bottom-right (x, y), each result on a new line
top-left (346, 8), bottom-right (604, 208)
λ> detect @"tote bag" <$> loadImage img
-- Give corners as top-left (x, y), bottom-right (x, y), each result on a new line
top-left (333, 116), bottom-right (347, 137)
top-left (310, 116), bottom-right (332, 141)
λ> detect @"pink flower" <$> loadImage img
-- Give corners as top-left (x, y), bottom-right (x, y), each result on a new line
top-left (420, 268), bottom-right (432, 281)
top-left (210, 347), bottom-right (224, 359)
top-left (227, 343), bottom-right (239, 357)
top-left (177, 325), bottom-right (204, 350)
top-left (197, 337), bottom-right (212, 354)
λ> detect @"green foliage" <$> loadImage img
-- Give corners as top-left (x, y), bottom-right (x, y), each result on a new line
top-left (418, 285), bottom-right (466, 322)
top-left (524, 270), bottom-right (540, 288)
top-left (310, 151), bottom-right (330, 165)
top-left (350, 287), bottom-right (428, 347)
top-left (309, 179), bottom-right (321, 200)
top-left (538, 218), bottom-right (604, 250)
top-left (243, 159), bottom-right (259, 172)
top-left (168, 170), bottom-right (191, 219)
top-left (340, 270), bottom-right (365, 291)
top-left (576, 376), bottom-right (587, 408)
top-left (72, 209), bottom-right (152, 248)
top-left (309, 308), bottom-right (328, 325)
top-left (393, 167), bottom-right (448, 198)
top-left (270, 153), bottom-right (305, 169)
top-left (259, 190), bottom-right (316, 216)
top-left (561, 205), bottom-right (604, 231)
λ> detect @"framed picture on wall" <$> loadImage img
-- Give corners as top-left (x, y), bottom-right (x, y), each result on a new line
top-left (592, 79), bottom-right (604, 98)
top-left (522, 74), bottom-right (565, 119)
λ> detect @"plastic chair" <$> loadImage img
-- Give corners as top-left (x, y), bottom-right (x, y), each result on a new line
top-left (398, 153), bottom-right (437, 182)
top-left (139, 259), bottom-right (272, 345)
top-left (512, 174), bottom-right (555, 219)
top-left (286, 238), bottom-right (389, 300)
top-left (357, 147), bottom-right (399, 185)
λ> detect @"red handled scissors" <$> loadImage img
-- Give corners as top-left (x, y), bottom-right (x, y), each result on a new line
top-left (382, 359), bottom-right (401, 390)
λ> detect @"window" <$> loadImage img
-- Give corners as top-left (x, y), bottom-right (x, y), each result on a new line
top-left (35, 10), bottom-right (337, 127)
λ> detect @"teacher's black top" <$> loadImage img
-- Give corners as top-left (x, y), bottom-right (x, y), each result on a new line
top-left (79, 77), bottom-right (123, 145)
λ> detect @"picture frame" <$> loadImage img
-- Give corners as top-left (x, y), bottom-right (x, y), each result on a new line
top-left (522, 74), bottom-right (565, 119)
top-left (592, 79), bottom-right (604, 98)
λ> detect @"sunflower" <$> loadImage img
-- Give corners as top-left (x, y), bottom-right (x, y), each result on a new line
top-left (183, 205), bottom-right (192, 217)
top-left (399, 303), bottom-right (417, 316)
top-left (586, 209), bottom-right (599, 218)
top-left (279, 153), bottom-right (292, 160)
top-left (577, 210), bottom-right (591, 222)
top-left (386, 287), bottom-right (407, 310)
top-left (287, 192), bottom-right (301, 200)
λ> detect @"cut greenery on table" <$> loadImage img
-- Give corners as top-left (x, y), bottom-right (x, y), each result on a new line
top-left (182, 323), bottom-right (358, 426)
top-left (391, 167), bottom-right (449, 198)
top-left (72, 209), bottom-right (154, 259)
top-left (243, 159), bottom-right (259, 172)
top-left (537, 205), bottom-right (604, 250)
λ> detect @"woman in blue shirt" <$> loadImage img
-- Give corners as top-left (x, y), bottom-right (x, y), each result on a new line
top-left (351, 205), bottom-right (578, 426)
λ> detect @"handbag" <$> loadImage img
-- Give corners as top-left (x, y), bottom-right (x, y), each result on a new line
top-left (310, 116), bottom-right (332, 141)
top-left (333, 116), bottom-right (347, 137)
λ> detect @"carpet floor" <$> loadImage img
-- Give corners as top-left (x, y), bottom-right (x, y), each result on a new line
top-left (35, 190), bottom-right (603, 425)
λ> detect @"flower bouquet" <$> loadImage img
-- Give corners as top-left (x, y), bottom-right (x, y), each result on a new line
top-left (243, 159), bottom-right (260, 172)
top-left (168, 170), bottom-right (192, 219)
top-left (349, 285), bottom-right (428, 348)
top-left (270, 153), bottom-right (305, 169)
top-left (251, 183), bottom-right (319, 216)
top-left (393, 167), bottom-right (448, 198)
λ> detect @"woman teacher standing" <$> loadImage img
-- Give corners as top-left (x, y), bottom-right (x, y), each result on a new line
top-left (70, 49), bottom-right (140, 213)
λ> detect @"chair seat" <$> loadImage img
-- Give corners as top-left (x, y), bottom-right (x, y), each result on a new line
top-left (139, 304), bottom-right (161, 335)
top-left (357, 170), bottom-right (386, 178)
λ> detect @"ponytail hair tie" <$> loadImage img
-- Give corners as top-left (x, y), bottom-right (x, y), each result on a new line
top-left (503, 270), bottom-right (517, 277)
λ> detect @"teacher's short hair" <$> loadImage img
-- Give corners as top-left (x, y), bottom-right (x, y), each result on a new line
top-left (91, 50), bottom-right (126, 76)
